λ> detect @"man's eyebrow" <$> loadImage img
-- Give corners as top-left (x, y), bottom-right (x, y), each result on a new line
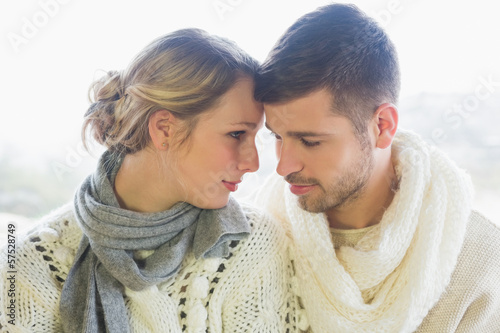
top-left (230, 122), bottom-right (258, 129)
top-left (265, 122), bottom-right (330, 137)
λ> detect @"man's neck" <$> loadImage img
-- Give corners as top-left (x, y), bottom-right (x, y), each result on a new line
top-left (326, 160), bottom-right (397, 230)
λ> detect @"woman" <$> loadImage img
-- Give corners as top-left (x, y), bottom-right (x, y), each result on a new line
top-left (0, 29), bottom-right (298, 332)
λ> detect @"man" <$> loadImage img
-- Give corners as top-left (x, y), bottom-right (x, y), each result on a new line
top-left (250, 3), bottom-right (500, 332)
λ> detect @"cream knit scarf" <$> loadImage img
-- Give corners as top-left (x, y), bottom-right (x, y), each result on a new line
top-left (282, 130), bottom-right (473, 332)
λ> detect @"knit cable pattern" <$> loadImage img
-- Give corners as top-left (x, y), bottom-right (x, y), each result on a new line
top-left (0, 203), bottom-right (301, 332)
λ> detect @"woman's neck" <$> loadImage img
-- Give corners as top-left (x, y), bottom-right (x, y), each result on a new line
top-left (114, 149), bottom-right (180, 213)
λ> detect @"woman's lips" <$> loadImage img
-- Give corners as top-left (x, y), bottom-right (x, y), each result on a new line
top-left (222, 180), bottom-right (241, 192)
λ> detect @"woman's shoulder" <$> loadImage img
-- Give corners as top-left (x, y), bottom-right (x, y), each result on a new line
top-left (4, 203), bottom-right (82, 285)
top-left (0, 204), bottom-right (82, 331)
top-left (25, 203), bottom-right (82, 250)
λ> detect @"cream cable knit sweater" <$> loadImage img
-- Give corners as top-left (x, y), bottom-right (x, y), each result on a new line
top-left (0, 203), bottom-right (300, 333)
top-left (249, 130), bottom-right (500, 333)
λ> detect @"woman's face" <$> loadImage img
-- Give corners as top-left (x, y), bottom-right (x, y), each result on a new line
top-left (172, 78), bottom-right (264, 209)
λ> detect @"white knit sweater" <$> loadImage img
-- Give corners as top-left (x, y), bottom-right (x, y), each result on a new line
top-left (0, 203), bottom-right (301, 333)
top-left (248, 130), bottom-right (500, 332)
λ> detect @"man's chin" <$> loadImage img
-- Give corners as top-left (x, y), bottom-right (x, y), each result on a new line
top-left (297, 196), bottom-right (324, 214)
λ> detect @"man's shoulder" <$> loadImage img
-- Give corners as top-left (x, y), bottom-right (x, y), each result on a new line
top-left (456, 210), bottom-right (500, 277)
top-left (418, 211), bottom-right (500, 332)
top-left (464, 210), bottom-right (500, 249)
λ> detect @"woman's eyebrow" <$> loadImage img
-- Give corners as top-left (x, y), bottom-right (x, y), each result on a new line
top-left (230, 121), bottom-right (258, 129)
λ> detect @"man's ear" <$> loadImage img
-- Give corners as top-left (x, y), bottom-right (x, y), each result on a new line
top-left (148, 110), bottom-right (177, 150)
top-left (373, 103), bottom-right (398, 149)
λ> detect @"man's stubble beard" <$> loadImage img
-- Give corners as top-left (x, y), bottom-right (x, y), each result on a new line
top-left (293, 135), bottom-right (374, 213)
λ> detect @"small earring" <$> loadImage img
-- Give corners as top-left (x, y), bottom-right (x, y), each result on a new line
top-left (162, 142), bottom-right (167, 147)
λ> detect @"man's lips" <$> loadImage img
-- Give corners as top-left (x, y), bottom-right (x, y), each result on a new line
top-left (288, 183), bottom-right (317, 195)
top-left (222, 180), bottom-right (241, 192)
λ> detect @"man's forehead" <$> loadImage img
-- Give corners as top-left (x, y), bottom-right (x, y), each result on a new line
top-left (264, 104), bottom-right (341, 128)
top-left (263, 89), bottom-right (334, 107)
top-left (264, 112), bottom-right (350, 137)
top-left (263, 90), bottom-right (337, 116)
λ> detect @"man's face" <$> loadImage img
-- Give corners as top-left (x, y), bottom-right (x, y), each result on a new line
top-left (264, 89), bottom-right (374, 213)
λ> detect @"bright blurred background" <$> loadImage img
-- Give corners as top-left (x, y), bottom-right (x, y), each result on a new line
top-left (1, 0), bottom-right (499, 244)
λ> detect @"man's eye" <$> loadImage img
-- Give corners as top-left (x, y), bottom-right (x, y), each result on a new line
top-left (229, 131), bottom-right (245, 139)
top-left (300, 137), bottom-right (320, 147)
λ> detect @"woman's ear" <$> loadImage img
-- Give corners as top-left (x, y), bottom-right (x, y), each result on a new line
top-left (148, 110), bottom-right (177, 150)
top-left (372, 103), bottom-right (398, 149)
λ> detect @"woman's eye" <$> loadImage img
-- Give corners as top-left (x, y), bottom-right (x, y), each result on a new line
top-left (269, 131), bottom-right (282, 140)
top-left (229, 131), bottom-right (245, 139)
top-left (300, 137), bottom-right (320, 147)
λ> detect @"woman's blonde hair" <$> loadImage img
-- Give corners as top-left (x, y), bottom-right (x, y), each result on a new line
top-left (83, 28), bottom-right (259, 153)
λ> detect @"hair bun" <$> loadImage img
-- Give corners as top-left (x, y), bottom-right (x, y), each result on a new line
top-left (83, 70), bottom-right (125, 147)
top-left (92, 70), bottom-right (124, 103)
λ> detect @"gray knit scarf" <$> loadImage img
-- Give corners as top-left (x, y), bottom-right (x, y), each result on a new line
top-left (60, 150), bottom-right (250, 333)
